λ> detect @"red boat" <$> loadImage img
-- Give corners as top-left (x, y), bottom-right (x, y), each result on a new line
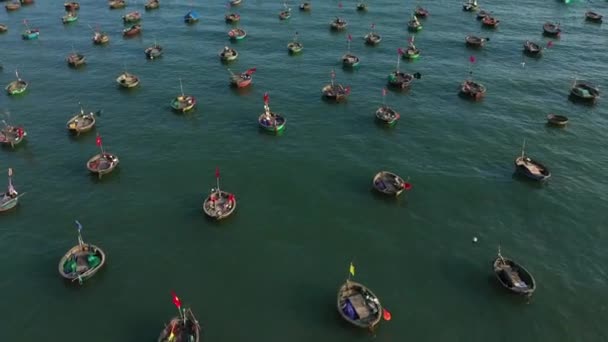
top-left (230, 68), bottom-right (256, 88)
top-left (123, 24), bottom-right (141, 37)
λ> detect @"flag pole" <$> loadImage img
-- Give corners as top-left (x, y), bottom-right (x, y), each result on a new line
top-left (396, 50), bottom-right (401, 73)
top-left (216, 169), bottom-right (221, 194)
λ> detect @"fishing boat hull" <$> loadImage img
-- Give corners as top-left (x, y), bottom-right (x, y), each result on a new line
top-left (225, 14), bottom-right (240, 23)
top-left (322, 84), bottom-right (349, 102)
top-left (462, 3), bottom-right (478, 11)
top-left (330, 21), bottom-right (348, 31)
top-left (67, 114), bottom-right (96, 134)
top-left (93, 33), bottom-right (110, 45)
top-left (0, 195), bottom-right (19, 212)
top-left (465, 36), bottom-right (487, 47)
top-left (202, 190), bottom-right (236, 220)
top-left (523, 41), bottom-right (542, 56)
top-left (476, 10), bottom-right (489, 20)
top-left (230, 0), bottom-right (241, 5)
top-left (493, 257), bottom-right (536, 296)
top-left (585, 12), bottom-right (603, 23)
top-left (116, 73), bottom-right (139, 88)
top-left (158, 314), bottom-right (201, 342)
top-left (22, 31), bottom-right (39, 40)
top-left (5, 80), bottom-right (28, 95)
top-left (415, 7), bottom-right (429, 17)
top-left (20, 0), bottom-right (35, 5)
top-left (546, 114), bottom-right (568, 127)
top-left (356, 3), bottom-right (367, 11)
top-left (364, 34), bottom-right (381, 45)
top-left (145, 0), bottom-right (159, 10)
top-left (342, 54), bottom-right (360, 68)
top-left (407, 22), bottom-right (422, 32)
top-left (0, 24), bottom-right (8, 33)
top-left (337, 280), bottom-right (383, 329)
top-left (279, 11), bottom-right (291, 20)
top-left (220, 49), bottom-right (238, 61)
top-left (0, 127), bottom-right (27, 148)
top-left (67, 54), bottom-right (86, 68)
top-left (87, 153), bottom-right (119, 178)
top-left (64, 2), bottom-right (80, 11)
top-left (171, 96), bottom-right (196, 112)
top-left (287, 42), bottom-right (303, 54)
top-left (299, 2), bottom-right (311, 11)
top-left (373, 171), bottom-right (407, 196)
top-left (570, 83), bottom-right (599, 103)
top-left (482, 17), bottom-right (499, 28)
top-left (58, 244), bottom-right (106, 283)
top-left (231, 76), bottom-right (251, 88)
top-left (387, 72), bottom-right (417, 89)
top-left (514, 156), bottom-right (550, 181)
top-left (258, 112), bottom-right (286, 133)
top-left (123, 25), bottom-right (142, 37)
top-left (375, 106), bottom-right (400, 126)
top-left (404, 48), bottom-right (420, 59)
top-left (62, 15), bottom-right (78, 24)
top-left (460, 80), bottom-right (486, 100)
top-left (184, 12), bottom-right (200, 24)
top-left (228, 29), bottom-right (246, 40)
top-left (5, 3), bottom-right (20, 11)
top-left (145, 46), bottom-right (163, 59)
top-left (542, 23), bottom-right (561, 37)
top-left (109, 1), bottom-right (126, 9)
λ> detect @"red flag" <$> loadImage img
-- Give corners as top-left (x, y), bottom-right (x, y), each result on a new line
top-left (345, 86), bottom-right (351, 94)
top-left (17, 127), bottom-right (24, 138)
top-left (263, 92), bottom-right (269, 104)
top-left (215, 167), bottom-right (220, 178)
top-left (397, 48), bottom-right (404, 55)
top-left (245, 68), bottom-right (257, 75)
top-left (547, 41), bottom-right (553, 48)
top-left (382, 308), bottom-right (392, 321)
top-left (95, 134), bottom-right (102, 147)
top-left (347, 34), bottom-right (352, 41)
top-left (469, 55), bottom-right (476, 63)
top-left (403, 183), bottom-right (412, 190)
top-left (338, 2), bottom-right (342, 8)
top-left (228, 193), bottom-right (235, 202)
top-left (171, 291), bottom-right (181, 309)
top-left (382, 88), bottom-right (387, 96)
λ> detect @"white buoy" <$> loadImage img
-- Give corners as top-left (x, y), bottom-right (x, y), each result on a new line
top-left (472, 237), bottom-right (478, 243)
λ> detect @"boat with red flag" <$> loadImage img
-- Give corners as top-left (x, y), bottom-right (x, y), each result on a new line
top-left (123, 24), bottom-right (142, 37)
top-left (322, 69), bottom-right (350, 102)
top-left (203, 168), bottom-right (237, 220)
top-left (403, 36), bottom-right (420, 59)
top-left (373, 171), bottom-right (411, 196)
top-left (58, 220), bottom-right (106, 284)
top-left (87, 134), bottom-right (119, 179)
top-left (0, 168), bottom-right (23, 213)
top-left (258, 92), bottom-right (286, 133)
top-left (364, 23), bottom-right (381, 45)
top-left (0, 121), bottom-right (27, 148)
top-left (388, 49), bottom-right (422, 89)
top-left (159, 293), bottom-right (201, 342)
top-left (375, 88), bottom-right (400, 126)
top-left (229, 67), bottom-right (255, 88)
top-left (330, 16), bottom-right (348, 30)
top-left (342, 34), bottom-right (360, 68)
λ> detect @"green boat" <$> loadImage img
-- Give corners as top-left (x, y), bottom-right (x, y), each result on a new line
top-left (287, 32), bottom-right (303, 54)
top-left (228, 28), bottom-right (246, 40)
top-left (404, 46), bottom-right (420, 59)
top-left (5, 70), bottom-right (28, 95)
top-left (259, 93), bottom-right (286, 133)
top-left (58, 221), bottom-right (106, 284)
top-left (22, 29), bottom-right (39, 40)
top-left (376, 105), bottom-right (400, 126)
top-left (62, 12), bottom-right (78, 24)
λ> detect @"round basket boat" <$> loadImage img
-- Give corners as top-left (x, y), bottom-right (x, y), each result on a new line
top-left (86, 153), bottom-right (119, 178)
top-left (158, 312), bottom-right (201, 342)
top-left (375, 106), bottom-right (400, 126)
top-left (58, 243), bottom-right (106, 283)
top-left (202, 190), bottom-right (236, 220)
top-left (546, 114), bottom-right (568, 127)
top-left (258, 112), bottom-right (286, 133)
top-left (372, 171), bottom-right (410, 196)
top-left (67, 112), bottom-right (96, 135)
top-left (337, 280), bottom-right (383, 329)
top-left (116, 72), bottom-right (140, 88)
top-left (171, 95), bottom-right (196, 112)
top-left (287, 41), bottom-right (303, 54)
top-left (67, 53), bottom-right (86, 67)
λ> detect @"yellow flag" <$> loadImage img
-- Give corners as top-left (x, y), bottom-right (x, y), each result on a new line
top-left (349, 262), bottom-right (355, 276)
top-left (168, 331), bottom-right (175, 342)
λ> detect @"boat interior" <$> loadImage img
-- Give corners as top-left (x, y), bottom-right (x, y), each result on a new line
top-left (339, 284), bottom-right (380, 326)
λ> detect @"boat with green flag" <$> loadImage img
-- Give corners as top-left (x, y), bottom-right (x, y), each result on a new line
top-left (58, 220), bottom-right (106, 284)
top-left (0, 168), bottom-right (23, 213)
top-left (5, 70), bottom-right (28, 95)
top-left (258, 92), bottom-right (286, 133)
top-left (158, 292), bottom-right (201, 342)
top-left (171, 79), bottom-right (196, 112)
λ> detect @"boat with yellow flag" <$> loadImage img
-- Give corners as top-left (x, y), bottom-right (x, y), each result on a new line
top-left (158, 292), bottom-right (201, 342)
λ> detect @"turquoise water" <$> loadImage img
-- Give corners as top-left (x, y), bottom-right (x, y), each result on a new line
top-left (1, 0), bottom-right (607, 341)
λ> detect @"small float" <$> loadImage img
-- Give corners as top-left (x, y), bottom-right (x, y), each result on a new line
top-left (356, 2), bottom-right (367, 11)
top-left (462, 0), bottom-right (478, 12)
top-left (66, 52), bottom-right (86, 68)
top-left (123, 11), bottom-right (141, 24)
top-left (415, 6), bottom-right (429, 17)
top-left (543, 22), bottom-right (561, 37)
top-left (5, 2), bottom-right (20, 11)
top-left (116, 71), bottom-right (140, 88)
top-left (258, 92), bottom-right (286, 133)
top-left (279, 3), bottom-right (291, 20)
top-left (299, 2), bottom-right (310, 11)
top-left (287, 32), bottom-right (303, 54)
top-left (225, 13), bottom-right (240, 23)
top-left (460, 79), bottom-right (486, 100)
top-left (145, 40), bottom-right (163, 59)
top-left (108, 0), bottom-right (126, 9)
top-left (0, 122), bottom-right (26, 148)
top-left (67, 104), bottom-right (97, 135)
top-left (546, 114), bottom-right (568, 127)
top-left (145, 0), bottom-right (159, 10)
top-left (331, 17), bottom-right (348, 30)
top-left (373, 171), bottom-right (411, 196)
top-left (158, 293), bottom-right (201, 342)
top-left (375, 89), bottom-right (400, 126)
top-left (5, 70), bottom-right (28, 95)
top-left (202, 168), bottom-right (236, 220)
top-left (570, 80), bottom-right (599, 103)
top-left (514, 140), bottom-right (550, 181)
top-left (62, 11), bottom-right (78, 24)
top-left (123, 24), bottom-right (141, 37)
top-left (482, 15), bottom-right (499, 28)
top-left (322, 70), bottom-right (350, 102)
top-left (229, 67), bottom-right (255, 88)
top-left (493, 246), bottom-right (536, 297)
top-left (476, 10), bottom-right (489, 20)
top-left (523, 40), bottom-right (542, 56)
top-left (219, 46), bottom-right (238, 62)
top-left (465, 35), bottom-right (489, 47)
top-left (0, 168), bottom-right (22, 213)
top-left (407, 15), bottom-right (422, 32)
top-left (228, 27), bottom-right (246, 40)
top-left (171, 79), bottom-right (196, 113)
top-left (337, 275), bottom-right (384, 329)
top-left (585, 11), bottom-right (603, 23)
top-left (92, 29), bottom-right (110, 45)
top-left (184, 10), bottom-right (199, 24)
top-left (364, 24), bottom-right (381, 45)
top-left (58, 221), bottom-right (106, 284)
top-left (87, 134), bottom-right (119, 179)
top-left (65, 2), bottom-right (80, 11)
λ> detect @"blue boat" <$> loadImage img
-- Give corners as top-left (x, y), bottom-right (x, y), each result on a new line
top-left (184, 10), bottom-right (200, 24)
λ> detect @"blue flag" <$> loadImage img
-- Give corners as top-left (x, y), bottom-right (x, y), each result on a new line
top-left (75, 220), bottom-right (82, 232)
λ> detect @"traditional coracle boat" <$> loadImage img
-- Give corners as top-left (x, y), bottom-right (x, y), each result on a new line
top-left (523, 40), bottom-right (542, 56)
top-left (87, 152), bottom-right (119, 178)
top-left (158, 304), bottom-right (201, 342)
top-left (202, 190), bottom-right (236, 220)
top-left (184, 10), bottom-right (200, 24)
top-left (108, 0), bottom-right (126, 9)
top-left (62, 11), bottom-right (78, 24)
top-left (337, 280), bottom-right (383, 329)
top-left (387, 71), bottom-right (421, 89)
top-left (287, 33), bottom-right (303, 54)
top-left (476, 10), bottom-right (489, 20)
top-left (364, 32), bottom-right (382, 45)
top-left (356, 2), bottom-right (367, 11)
top-left (493, 247), bottom-right (536, 297)
top-left (67, 53), bottom-right (86, 68)
top-left (116, 72), bottom-right (140, 88)
top-left (322, 84), bottom-right (350, 102)
top-left (171, 79), bottom-right (196, 112)
top-left (403, 38), bottom-right (420, 59)
top-left (67, 106), bottom-right (97, 135)
top-left (22, 29), bottom-right (39, 40)
top-left (123, 24), bottom-right (141, 37)
top-left (0, 124), bottom-right (27, 148)
top-left (482, 16), bottom-right (499, 28)
top-left (58, 221), bottom-right (106, 284)
top-left (258, 93), bottom-right (286, 133)
top-left (279, 7), bottom-right (291, 20)
top-left (462, 0), bottom-right (479, 12)
top-left (460, 80), bottom-right (486, 100)
top-left (570, 81), bottom-right (599, 103)
top-left (546, 114), bottom-right (568, 127)
top-left (225, 13), bottom-right (241, 23)
top-left (92, 31), bottom-right (110, 45)
top-left (465, 35), bottom-right (489, 47)
top-left (229, 68), bottom-right (255, 88)
top-left (145, 0), bottom-right (159, 10)
top-left (375, 106), bottom-right (400, 127)
top-left (299, 2), bottom-right (310, 11)
top-left (373, 171), bottom-right (411, 196)
top-left (585, 11), bottom-right (603, 23)
top-left (0, 169), bottom-right (22, 213)
top-left (331, 17), bottom-right (348, 31)
top-left (230, 0), bottom-right (242, 5)
top-left (123, 11), bottom-right (141, 24)
top-left (145, 42), bottom-right (163, 60)
top-left (228, 28), bottom-right (246, 40)
top-left (415, 6), bottom-right (429, 17)
top-left (407, 16), bottom-right (422, 32)
top-left (342, 53), bottom-right (360, 68)
top-left (0, 24), bottom-right (8, 33)
top-left (5, 71), bottom-right (28, 95)
top-left (219, 46), bottom-right (238, 62)
top-left (514, 142), bottom-right (550, 181)
top-left (543, 22), bottom-right (561, 37)
top-left (64, 2), bottom-right (80, 11)
top-left (5, 2), bottom-right (20, 11)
